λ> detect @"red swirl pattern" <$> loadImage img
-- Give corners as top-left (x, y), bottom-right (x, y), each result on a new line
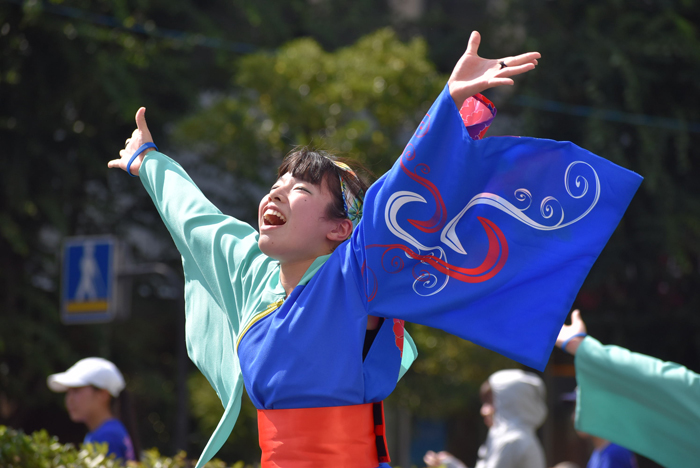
top-left (367, 217), bottom-right (508, 283)
top-left (399, 149), bottom-right (447, 234)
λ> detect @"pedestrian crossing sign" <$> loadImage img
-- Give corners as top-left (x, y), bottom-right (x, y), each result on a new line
top-left (61, 236), bottom-right (117, 324)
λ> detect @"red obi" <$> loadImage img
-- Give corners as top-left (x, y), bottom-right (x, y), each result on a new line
top-left (257, 402), bottom-right (390, 468)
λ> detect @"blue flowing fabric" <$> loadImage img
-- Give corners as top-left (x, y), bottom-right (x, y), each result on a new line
top-left (356, 85), bottom-right (642, 370)
top-left (140, 84), bottom-right (642, 467)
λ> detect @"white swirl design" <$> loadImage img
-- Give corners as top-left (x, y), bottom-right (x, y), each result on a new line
top-left (385, 192), bottom-right (449, 296)
top-left (383, 161), bottom-right (599, 295)
top-left (514, 189), bottom-right (532, 210)
top-left (440, 161), bottom-right (600, 255)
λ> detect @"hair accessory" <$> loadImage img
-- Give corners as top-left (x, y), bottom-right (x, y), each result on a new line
top-left (331, 160), bottom-right (364, 227)
top-left (127, 142), bottom-right (158, 177)
top-left (561, 332), bottom-right (587, 353)
top-left (499, 61), bottom-right (507, 69)
top-left (47, 357), bottom-right (126, 397)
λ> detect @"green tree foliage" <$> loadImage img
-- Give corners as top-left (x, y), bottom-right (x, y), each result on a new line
top-left (1, 0), bottom-right (460, 461)
top-left (391, 325), bottom-right (515, 417)
top-left (0, 425), bottom-right (238, 468)
top-left (5, 0), bottom-right (700, 464)
top-left (0, 0), bottom-right (258, 457)
top-left (187, 372), bottom-right (260, 462)
top-left (174, 28), bottom-right (445, 181)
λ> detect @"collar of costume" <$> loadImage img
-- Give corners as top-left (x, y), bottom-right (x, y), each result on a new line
top-left (331, 160), bottom-right (363, 227)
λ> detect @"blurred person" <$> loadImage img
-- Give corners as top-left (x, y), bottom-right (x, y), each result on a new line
top-left (425, 370), bottom-right (547, 468)
top-left (48, 357), bottom-right (139, 462)
top-left (108, 28), bottom-right (640, 467)
top-left (474, 370), bottom-right (547, 468)
top-left (556, 310), bottom-right (700, 468)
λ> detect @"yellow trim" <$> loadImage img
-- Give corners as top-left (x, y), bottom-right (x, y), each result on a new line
top-left (236, 299), bottom-right (284, 352)
top-left (66, 301), bottom-right (109, 313)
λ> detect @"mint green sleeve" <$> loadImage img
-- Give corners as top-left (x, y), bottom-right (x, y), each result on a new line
top-left (575, 336), bottom-right (700, 468)
top-left (139, 152), bottom-right (270, 468)
top-left (139, 151), bottom-right (266, 325)
top-left (399, 329), bottom-right (418, 381)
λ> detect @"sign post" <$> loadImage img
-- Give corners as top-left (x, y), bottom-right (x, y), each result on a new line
top-left (61, 236), bottom-right (118, 324)
top-left (60, 237), bottom-right (189, 450)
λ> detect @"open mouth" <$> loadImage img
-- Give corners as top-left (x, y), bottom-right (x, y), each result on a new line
top-left (263, 208), bottom-right (287, 226)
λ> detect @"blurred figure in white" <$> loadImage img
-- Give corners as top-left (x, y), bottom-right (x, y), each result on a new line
top-left (425, 369), bottom-right (547, 468)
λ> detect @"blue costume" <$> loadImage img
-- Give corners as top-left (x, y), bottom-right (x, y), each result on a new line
top-left (139, 85), bottom-right (642, 467)
top-left (84, 418), bottom-right (135, 461)
top-left (587, 443), bottom-right (638, 468)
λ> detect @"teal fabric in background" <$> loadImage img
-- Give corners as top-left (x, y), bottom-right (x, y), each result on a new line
top-left (575, 336), bottom-right (700, 468)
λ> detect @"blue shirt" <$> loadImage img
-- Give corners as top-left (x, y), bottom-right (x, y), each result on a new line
top-left (587, 443), bottom-right (638, 468)
top-left (84, 418), bottom-right (135, 461)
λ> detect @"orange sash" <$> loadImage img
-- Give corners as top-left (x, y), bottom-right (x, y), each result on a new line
top-left (257, 402), bottom-right (390, 468)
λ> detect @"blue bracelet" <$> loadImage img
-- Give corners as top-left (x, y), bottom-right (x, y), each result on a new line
top-left (561, 332), bottom-right (587, 353)
top-left (127, 142), bottom-right (158, 177)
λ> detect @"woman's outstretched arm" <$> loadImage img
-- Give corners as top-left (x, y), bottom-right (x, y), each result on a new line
top-left (557, 309), bottom-right (700, 467)
top-left (107, 108), bottom-right (267, 326)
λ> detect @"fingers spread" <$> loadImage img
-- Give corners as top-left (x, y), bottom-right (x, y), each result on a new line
top-left (489, 78), bottom-right (515, 88)
top-left (465, 31), bottom-right (481, 56)
top-left (503, 52), bottom-right (541, 67)
top-left (498, 62), bottom-right (536, 78)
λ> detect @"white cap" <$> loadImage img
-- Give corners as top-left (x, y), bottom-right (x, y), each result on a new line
top-left (47, 357), bottom-right (125, 397)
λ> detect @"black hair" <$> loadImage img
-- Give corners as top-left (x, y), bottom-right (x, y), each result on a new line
top-left (277, 146), bottom-right (371, 221)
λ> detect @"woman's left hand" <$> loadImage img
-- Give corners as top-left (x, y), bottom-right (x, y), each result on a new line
top-left (448, 31), bottom-right (540, 108)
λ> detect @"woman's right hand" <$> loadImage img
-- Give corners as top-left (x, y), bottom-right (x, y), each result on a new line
top-left (108, 107), bottom-right (155, 176)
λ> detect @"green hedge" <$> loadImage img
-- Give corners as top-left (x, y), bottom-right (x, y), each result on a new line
top-left (0, 426), bottom-right (251, 468)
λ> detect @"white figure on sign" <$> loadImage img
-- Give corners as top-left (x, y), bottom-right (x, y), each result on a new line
top-left (75, 242), bottom-right (103, 300)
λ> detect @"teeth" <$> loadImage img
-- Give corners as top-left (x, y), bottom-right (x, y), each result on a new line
top-left (264, 209), bottom-right (286, 221)
top-left (263, 208), bottom-right (287, 225)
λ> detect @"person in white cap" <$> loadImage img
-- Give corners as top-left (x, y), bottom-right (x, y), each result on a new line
top-left (47, 357), bottom-right (136, 461)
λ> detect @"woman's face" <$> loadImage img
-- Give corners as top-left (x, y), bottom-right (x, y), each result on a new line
top-left (65, 386), bottom-right (106, 423)
top-left (258, 172), bottom-right (345, 263)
